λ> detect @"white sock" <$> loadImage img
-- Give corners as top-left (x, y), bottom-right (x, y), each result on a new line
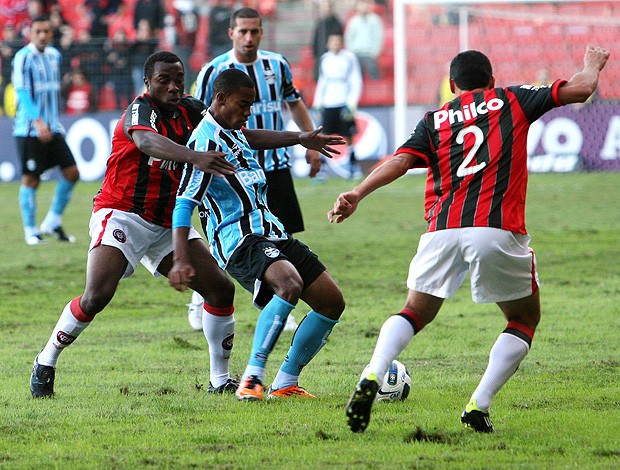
top-left (270, 370), bottom-right (298, 391)
top-left (38, 299), bottom-right (92, 367)
top-left (41, 211), bottom-right (62, 230)
top-left (242, 365), bottom-right (265, 383)
top-left (366, 315), bottom-right (415, 386)
top-left (202, 311), bottom-right (235, 388)
top-left (469, 332), bottom-right (530, 412)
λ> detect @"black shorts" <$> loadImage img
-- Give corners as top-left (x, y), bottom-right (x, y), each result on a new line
top-left (16, 135), bottom-right (76, 177)
top-left (226, 235), bottom-right (326, 308)
top-left (321, 106), bottom-right (357, 138)
top-left (265, 168), bottom-right (304, 234)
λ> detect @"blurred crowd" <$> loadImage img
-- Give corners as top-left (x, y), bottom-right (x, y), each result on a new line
top-left (0, 0), bottom-right (388, 116)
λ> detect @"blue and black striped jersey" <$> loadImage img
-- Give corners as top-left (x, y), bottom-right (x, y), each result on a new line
top-left (12, 43), bottom-right (63, 137)
top-left (193, 49), bottom-right (301, 172)
top-left (176, 110), bottom-right (287, 268)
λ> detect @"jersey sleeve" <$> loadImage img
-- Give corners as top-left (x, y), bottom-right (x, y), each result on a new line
top-left (394, 117), bottom-right (432, 168)
top-left (11, 49), bottom-right (29, 92)
top-left (123, 96), bottom-right (160, 140)
top-left (194, 64), bottom-right (216, 105)
top-left (280, 56), bottom-right (301, 102)
top-left (508, 79), bottom-right (567, 123)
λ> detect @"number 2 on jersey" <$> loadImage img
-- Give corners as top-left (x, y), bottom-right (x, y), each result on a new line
top-left (455, 125), bottom-right (486, 177)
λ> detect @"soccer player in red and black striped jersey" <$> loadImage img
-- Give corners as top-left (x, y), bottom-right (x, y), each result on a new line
top-left (29, 51), bottom-right (238, 398)
top-left (329, 45), bottom-right (610, 433)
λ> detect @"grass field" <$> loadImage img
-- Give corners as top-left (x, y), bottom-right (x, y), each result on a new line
top-left (1, 172), bottom-right (619, 469)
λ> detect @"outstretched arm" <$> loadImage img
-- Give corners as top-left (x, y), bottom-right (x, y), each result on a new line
top-left (328, 152), bottom-right (420, 224)
top-left (132, 129), bottom-right (236, 177)
top-left (243, 127), bottom-right (345, 159)
top-left (557, 45), bottom-right (610, 105)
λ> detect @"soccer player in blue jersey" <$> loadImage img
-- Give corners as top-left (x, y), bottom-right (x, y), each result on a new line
top-left (186, 7), bottom-right (319, 331)
top-left (12, 16), bottom-right (79, 245)
top-left (170, 68), bottom-right (346, 400)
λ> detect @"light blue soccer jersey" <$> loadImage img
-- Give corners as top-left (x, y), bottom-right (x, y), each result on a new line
top-left (193, 50), bottom-right (301, 172)
top-left (175, 111), bottom-right (287, 268)
top-left (12, 43), bottom-right (63, 137)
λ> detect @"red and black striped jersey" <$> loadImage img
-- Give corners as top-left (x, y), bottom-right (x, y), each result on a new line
top-left (396, 80), bottom-right (566, 234)
top-left (94, 94), bottom-right (207, 227)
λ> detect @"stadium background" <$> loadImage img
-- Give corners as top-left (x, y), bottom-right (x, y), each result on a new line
top-left (0, 0), bottom-right (619, 182)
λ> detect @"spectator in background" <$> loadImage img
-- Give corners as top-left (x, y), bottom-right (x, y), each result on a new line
top-left (344, 0), bottom-right (384, 80)
top-left (313, 33), bottom-right (362, 179)
top-left (166, 0), bottom-right (198, 89)
top-left (62, 68), bottom-right (93, 115)
top-left (12, 16), bottom-right (79, 245)
top-left (208, 0), bottom-right (233, 59)
top-left (72, 29), bottom-right (105, 94)
top-left (105, 27), bottom-right (134, 109)
top-left (133, 0), bottom-right (165, 35)
top-left (129, 19), bottom-right (159, 97)
top-left (85, 0), bottom-right (121, 39)
top-left (311, 0), bottom-right (343, 80)
top-left (48, 4), bottom-right (67, 46)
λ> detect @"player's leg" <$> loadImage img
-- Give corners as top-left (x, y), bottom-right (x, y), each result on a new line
top-left (269, 269), bottom-right (344, 398)
top-left (461, 228), bottom-right (540, 432)
top-left (16, 137), bottom-right (44, 244)
top-left (183, 203), bottom-right (210, 331)
top-left (31, 244), bottom-right (128, 397)
top-left (40, 137), bottom-right (79, 242)
top-left (236, 259), bottom-right (302, 400)
top-left (346, 290), bottom-right (443, 432)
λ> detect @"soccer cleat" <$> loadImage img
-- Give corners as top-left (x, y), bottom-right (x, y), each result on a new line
top-left (207, 378), bottom-right (239, 394)
top-left (461, 400), bottom-right (494, 433)
top-left (40, 224), bottom-right (76, 243)
top-left (345, 372), bottom-right (379, 433)
top-left (235, 375), bottom-right (264, 401)
top-left (283, 314), bottom-right (298, 332)
top-left (25, 234), bottom-right (47, 245)
top-left (30, 356), bottom-right (55, 398)
top-left (267, 384), bottom-right (316, 399)
top-left (186, 292), bottom-right (203, 331)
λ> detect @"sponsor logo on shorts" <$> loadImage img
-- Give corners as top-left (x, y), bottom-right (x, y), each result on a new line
top-left (222, 333), bottom-right (234, 351)
top-left (263, 247), bottom-right (280, 258)
top-left (113, 229), bottom-right (127, 243)
top-left (56, 330), bottom-right (76, 346)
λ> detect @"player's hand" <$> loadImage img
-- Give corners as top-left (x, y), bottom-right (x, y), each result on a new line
top-left (34, 118), bottom-right (53, 143)
top-left (299, 127), bottom-right (346, 159)
top-left (584, 45), bottom-right (610, 72)
top-left (305, 149), bottom-right (321, 178)
top-left (327, 191), bottom-right (360, 223)
top-left (192, 151), bottom-right (236, 177)
top-left (168, 261), bottom-right (195, 292)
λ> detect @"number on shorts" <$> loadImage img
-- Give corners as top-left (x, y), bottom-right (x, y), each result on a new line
top-left (455, 125), bottom-right (486, 177)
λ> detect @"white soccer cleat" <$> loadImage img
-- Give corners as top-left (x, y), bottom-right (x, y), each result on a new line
top-left (186, 291), bottom-right (204, 331)
top-left (283, 314), bottom-right (298, 331)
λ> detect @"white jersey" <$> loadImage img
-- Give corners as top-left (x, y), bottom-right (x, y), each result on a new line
top-left (313, 48), bottom-right (362, 109)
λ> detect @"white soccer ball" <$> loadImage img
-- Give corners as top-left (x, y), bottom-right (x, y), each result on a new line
top-left (363, 360), bottom-right (412, 402)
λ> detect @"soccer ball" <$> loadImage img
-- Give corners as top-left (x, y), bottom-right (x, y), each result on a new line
top-left (363, 360), bottom-right (412, 402)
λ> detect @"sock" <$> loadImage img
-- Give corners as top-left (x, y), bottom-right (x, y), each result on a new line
top-left (37, 297), bottom-right (95, 367)
top-left (366, 311), bottom-right (419, 386)
top-left (45, 177), bottom-right (75, 226)
top-left (202, 303), bottom-right (235, 388)
top-left (271, 310), bottom-right (338, 390)
top-left (245, 295), bottom-right (296, 381)
top-left (468, 323), bottom-right (534, 412)
top-left (19, 185), bottom-right (37, 235)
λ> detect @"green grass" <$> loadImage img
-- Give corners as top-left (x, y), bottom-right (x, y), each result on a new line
top-left (1, 172), bottom-right (619, 469)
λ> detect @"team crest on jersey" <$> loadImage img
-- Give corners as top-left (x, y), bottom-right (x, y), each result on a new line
top-left (263, 247), bottom-right (280, 258)
top-left (263, 68), bottom-right (277, 86)
top-left (113, 229), bottom-right (127, 243)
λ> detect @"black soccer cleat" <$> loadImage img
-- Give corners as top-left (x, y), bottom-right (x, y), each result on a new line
top-left (41, 224), bottom-right (76, 243)
top-left (345, 373), bottom-right (379, 433)
top-left (207, 378), bottom-right (239, 394)
top-left (30, 356), bottom-right (55, 398)
top-left (461, 408), bottom-right (494, 433)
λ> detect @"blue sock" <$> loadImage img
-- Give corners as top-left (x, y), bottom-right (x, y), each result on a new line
top-left (50, 177), bottom-right (75, 216)
top-left (248, 295), bottom-right (296, 368)
top-left (19, 185), bottom-right (37, 232)
top-left (279, 310), bottom-right (339, 377)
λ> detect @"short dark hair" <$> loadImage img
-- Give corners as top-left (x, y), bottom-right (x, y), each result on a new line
top-left (143, 51), bottom-right (183, 80)
top-left (449, 50), bottom-right (493, 91)
top-left (230, 7), bottom-right (261, 28)
top-left (31, 16), bottom-right (50, 24)
top-left (213, 68), bottom-right (255, 96)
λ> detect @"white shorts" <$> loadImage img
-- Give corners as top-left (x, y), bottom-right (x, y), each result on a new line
top-left (407, 227), bottom-right (539, 303)
top-left (89, 209), bottom-right (202, 278)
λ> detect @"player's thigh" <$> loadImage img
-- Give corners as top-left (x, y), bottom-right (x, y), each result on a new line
top-left (464, 228), bottom-right (538, 303)
top-left (407, 230), bottom-right (468, 299)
